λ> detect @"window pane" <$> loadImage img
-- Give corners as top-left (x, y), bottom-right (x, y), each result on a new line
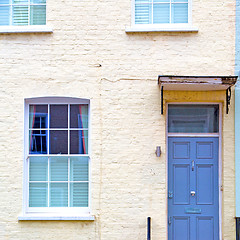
top-left (172, 3), bottom-right (188, 23)
top-left (29, 157), bottom-right (48, 181)
top-left (30, 0), bottom-right (46, 3)
top-left (13, 0), bottom-right (28, 3)
top-left (13, 6), bottom-right (28, 25)
top-left (135, 4), bottom-right (152, 24)
top-left (29, 130), bottom-right (47, 154)
top-left (168, 105), bottom-right (219, 133)
top-left (0, 0), bottom-right (10, 4)
top-left (172, 0), bottom-right (188, 2)
top-left (50, 183), bottom-right (68, 207)
top-left (70, 104), bottom-right (88, 129)
top-left (0, 6), bottom-right (9, 25)
top-left (29, 105), bottom-right (48, 129)
top-left (135, 0), bottom-right (151, 3)
top-left (153, 4), bottom-right (170, 23)
top-left (49, 130), bottom-right (68, 154)
top-left (70, 130), bottom-right (88, 154)
top-left (50, 105), bottom-right (68, 128)
top-left (29, 183), bottom-right (48, 207)
top-left (70, 157), bottom-right (89, 181)
top-left (70, 183), bottom-right (88, 207)
top-left (50, 157), bottom-right (68, 181)
top-left (30, 5), bottom-right (46, 25)
top-left (153, 0), bottom-right (170, 2)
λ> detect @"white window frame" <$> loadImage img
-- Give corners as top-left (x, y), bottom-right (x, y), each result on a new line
top-left (126, 0), bottom-right (198, 32)
top-left (0, 0), bottom-right (52, 33)
top-left (19, 97), bottom-right (94, 221)
top-left (0, 0), bottom-right (46, 26)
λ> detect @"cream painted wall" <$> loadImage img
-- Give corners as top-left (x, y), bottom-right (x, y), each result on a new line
top-left (0, 0), bottom-right (236, 239)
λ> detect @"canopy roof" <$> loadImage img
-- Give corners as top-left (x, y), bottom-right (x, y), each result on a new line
top-left (158, 75), bottom-right (237, 91)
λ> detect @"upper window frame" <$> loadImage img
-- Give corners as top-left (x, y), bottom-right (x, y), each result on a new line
top-left (0, 0), bottom-right (46, 26)
top-left (21, 97), bottom-right (93, 220)
top-left (126, 0), bottom-right (198, 32)
top-left (0, 0), bottom-right (52, 33)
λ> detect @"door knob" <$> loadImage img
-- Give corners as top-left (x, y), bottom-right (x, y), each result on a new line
top-left (190, 191), bottom-right (196, 196)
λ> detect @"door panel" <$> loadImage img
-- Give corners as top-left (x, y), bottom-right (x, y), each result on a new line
top-left (173, 142), bottom-right (190, 159)
top-left (196, 164), bottom-right (213, 205)
top-left (196, 142), bottom-right (213, 159)
top-left (173, 164), bottom-right (190, 205)
top-left (168, 137), bottom-right (219, 240)
top-left (173, 216), bottom-right (190, 240)
top-left (197, 217), bottom-right (214, 240)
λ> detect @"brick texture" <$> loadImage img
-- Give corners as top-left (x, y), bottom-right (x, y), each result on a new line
top-left (0, 0), bottom-right (236, 239)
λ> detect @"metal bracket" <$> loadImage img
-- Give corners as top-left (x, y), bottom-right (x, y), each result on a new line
top-left (161, 86), bottom-right (163, 115)
top-left (226, 87), bottom-right (231, 114)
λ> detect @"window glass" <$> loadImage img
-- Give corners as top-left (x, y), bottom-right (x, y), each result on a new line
top-left (49, 130), bottom-right (68, 154)
top-left (50, 183), bottom-right (68, 207)
top-left (153, 0), bottom-right (169, 2)
top-left (29, 130), bottom-right (47, 154)
top-left (30, 5), bottom-right (46, 25)
top-left (13, 0), bottom-right (28, 3)
top-left (29, 105), bottom-right (48, 128)
top-left (70, 183), bottom-right (88, 207)
top-left (168, 105), bottom-right (219, 133)
top-left (70, 104), bottom-right (88, 129)
top-left (12, 6), bottom-right (28, 25)
top-left (70, 130), bottom-right (88, 154)
top-left (153, 4), bottom-right (170, 24)
top-left (29, 157), bottom-right (48, 181)
top-left (30, 0), bottom-right (46, 3)
top-left (172, 3), bottom-right (188, 23)
top-left (70, 157), bottom-right (89, 181)
top-left (29, 157), bottom-right (48, 207)
top-left (50, 157), bottom-right (68, 181)
top-left (50, 105), bottom-right (68, 128)
top-left (172, 0), bottom-right (188, 2)
top-left (0, 0), bottom-right (10, 4)
top-left (135, 0), bottom-right (151, 2)
top-left (29, 183), bottom-right (48, 207)
top-left (135, 4), bottom-right (152, 24)
top-left (0, 6), bottom-right (9, 25)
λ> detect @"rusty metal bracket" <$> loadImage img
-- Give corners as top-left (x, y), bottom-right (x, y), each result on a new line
top-left (226, 87), bottom-right (231, 114)
top-left (161, 86), bottom-right (163, 115)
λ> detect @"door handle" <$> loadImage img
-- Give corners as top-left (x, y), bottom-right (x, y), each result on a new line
top-left (190, 191), bottom-right (196, 196)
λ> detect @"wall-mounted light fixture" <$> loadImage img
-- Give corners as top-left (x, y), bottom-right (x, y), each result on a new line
top-left (155, 146), bottom-right (161, 157)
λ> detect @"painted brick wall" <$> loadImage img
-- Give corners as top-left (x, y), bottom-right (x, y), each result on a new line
top-left (0, 0), bottom-right (236, 239)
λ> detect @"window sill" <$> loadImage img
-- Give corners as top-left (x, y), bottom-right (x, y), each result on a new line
top-left (18, 214), bottom-right (95, 221)
top-left (0, 25), bottom-right (53, 34)
top-left (125, 25), bottom-right (199, 33)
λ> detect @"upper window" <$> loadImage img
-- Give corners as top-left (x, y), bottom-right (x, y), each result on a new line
top-left (24, 98), bottom-right (90, 217)
top-left (0, 0), bottom-right (46, 26)
top-left (168, 104), bottom-right (219, 133)
top-left (134, 0), bottom-right (189, 25)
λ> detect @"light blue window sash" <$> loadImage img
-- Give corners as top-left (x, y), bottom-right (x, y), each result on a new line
top-left (134, 0), bottom-right (188, 24)
top-left (0, 0), bottom-right (46, 25)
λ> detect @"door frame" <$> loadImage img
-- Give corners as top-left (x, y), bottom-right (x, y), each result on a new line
top-left (166, 102), bottom-right (222, 240)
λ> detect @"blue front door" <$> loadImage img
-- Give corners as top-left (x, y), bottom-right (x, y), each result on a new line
top-left (168, 137), bottom-right (219, 240)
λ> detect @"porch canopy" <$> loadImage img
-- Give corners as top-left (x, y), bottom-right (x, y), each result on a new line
top-left (158, 75), bottom-right (237, 91)
top-left (158, 75), bottom-right (238, 114)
